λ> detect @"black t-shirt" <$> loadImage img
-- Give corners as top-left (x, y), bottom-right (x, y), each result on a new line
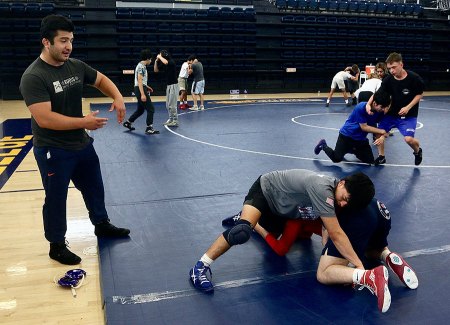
top-left (20, 57), bottom-right (97, 150)
top-left (379, 70), bottom-right (424, 118)
top-left (161, 59), bottom-right (178, 86)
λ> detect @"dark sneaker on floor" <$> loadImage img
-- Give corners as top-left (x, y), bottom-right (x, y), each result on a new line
top-left (374, 155), bottom-right (386, 166)
top-left (49, 242), bottom-right (81, 265)
top-left (95, 220), bottom-right (130, 237)
top-left (222, 212), bottom-right (241, 227)
top-left (414, 148), bottom-right (422, 166)
top-left (189, 261), bottom-right (214, 292)
top-left (314, 139), bottom-right (327, 155)
top-left (123, 121), bottom-right (135, 131)
top-left (352, 98), bottom-right (357, 105)
top-left (145, 126), bottom-right (160, 135)
top-left (346, 102), bottom-right (351, 107)
top-left (325, 103), bottom-right (329, 107)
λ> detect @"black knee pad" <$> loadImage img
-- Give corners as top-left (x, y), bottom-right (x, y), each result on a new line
top-left (223, 220), bottom-right (252, 246)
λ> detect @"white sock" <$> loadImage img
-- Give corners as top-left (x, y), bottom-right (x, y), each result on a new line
top-left (380, 249), bottom-right (391, 263)
top-left (326, 99), bottom-right (330, 103)
top-left (200, 254), bottom-right (214, 267)
top-left (184, 101), bottom-right (187, 104)
top-left (345, 99), bottom-right (349, 104)
top-left (352, 269), bottom-right (366, 284)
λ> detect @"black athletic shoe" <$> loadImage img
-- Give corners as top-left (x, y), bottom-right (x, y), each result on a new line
top-left (374, 155), bottom-right (386, 166)
top-left (414, 148), bottom-right (423, 166)
top-left (94, 220), bottom-right (130, 237)
top-left (49, 242), bottom-right (81, 265)
top-left (222, 212), bottom-right (241, 227)
top-left (123, 121), bottom-right (135, 131)
top-left (325, 102), bottom-right (329, 107)
top-left (346, 102), bottom-right (351, 107)
top-left (145, 126), bottom-right (160, 135)
top-left (352, 98), bottom-right (357, 105)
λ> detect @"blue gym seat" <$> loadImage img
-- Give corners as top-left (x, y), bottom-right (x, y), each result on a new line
top-left (386, 2), bottom-right (397, 14)
top-left (25, 3), bottom-right (41, 16)
top-left (395, 4), bottom-right (406, 15)
top-left (276, 0), bottom-right (288, 9)
top-left (0, 3), bottom-right (10, 14)
top-left (116, 8), bottom-right (130, 19)
top-left (287, 0), bottom-right (298, 9)
top-left (298, 0), bottom-right (308, 10)
top-left (307, 0), bottom-right (318, 11)
top-left (348, 1), bottom-right (358, 12)
top-left (318, 0), bottom-right (328, 11)
top-left (328, 1), bottom-right (339, 11)
top-left (376, 2), bottom-right (387, 14)
top-left (367, 1), bottom-right (377, 14)
top-left (338, 0), bottom-right (349, 11)
top-left (358, 1), bottom-right (368, 12)
top-left (207, 7), bottom-right (220, 18)
top-left (10, 2), bottom-right (26, 14)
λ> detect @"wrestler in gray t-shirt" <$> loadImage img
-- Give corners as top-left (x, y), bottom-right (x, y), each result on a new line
top-left (260, 169), bottom-right (338, 220)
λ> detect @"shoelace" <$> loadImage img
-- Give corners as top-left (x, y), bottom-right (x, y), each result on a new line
top-left (355, 271), bottom-right (376, 295)
top-left (197, 266), bottom-right (212, 284)
top-left (357, 283), bottom-right (375, 295)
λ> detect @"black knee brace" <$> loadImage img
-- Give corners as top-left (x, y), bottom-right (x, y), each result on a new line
top-left (223, 220), bottom-right (252, 246)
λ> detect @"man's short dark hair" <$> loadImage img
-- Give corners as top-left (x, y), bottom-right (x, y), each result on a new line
top-left (160, 49), bottom-right (171, 60)
top-left (187, 55), bottom-right (196, 61)
top-left (351, 64), bottom-right (360, 74)
top-left (140, 49), bottom-right (152, 61)
top-left (342, 172), bottom-right (375, 209)
top-left (373, 90), bottom-right (391, 108)
top-left (40, 15), bottom-right (74, 49)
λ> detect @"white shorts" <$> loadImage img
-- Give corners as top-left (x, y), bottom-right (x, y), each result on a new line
top-left (331, 77), bottom-right (346, 90)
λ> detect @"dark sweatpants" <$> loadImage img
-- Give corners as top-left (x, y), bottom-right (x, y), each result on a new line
top-left (34, 140), bottom-right (109, 243)
top-left (323, 133), bottom-right (375, 164)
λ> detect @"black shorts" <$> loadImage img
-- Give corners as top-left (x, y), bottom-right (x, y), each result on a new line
top-left (358, 91), bottom-right (374, 103)
top-left (244, 176), bottom-right (286, 234)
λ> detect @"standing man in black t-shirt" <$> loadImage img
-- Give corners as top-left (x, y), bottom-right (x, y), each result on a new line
top-left (19, 15), bottom-right (131, 265)
top-left (366, 52), bottom-right (424, 166)
top-left (154, 50), bottom-right (180, 127)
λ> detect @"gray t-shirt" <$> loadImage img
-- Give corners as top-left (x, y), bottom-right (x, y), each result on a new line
top-left (260, 169), bottom-right (338, 220)
top-left (20, 57), bottom-right (98, 150)
top-left (191, 61), bottom-right (204, 82)
top-left (134, 61), bottom-right (148, 87)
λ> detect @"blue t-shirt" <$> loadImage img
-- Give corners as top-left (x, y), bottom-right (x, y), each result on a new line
top-left (339, 102), bottom-right (384, 141)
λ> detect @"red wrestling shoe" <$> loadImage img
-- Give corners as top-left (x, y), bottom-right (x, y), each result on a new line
top-left (360, 266), bottom-right (391, 313)
top-left (386, 252), bottom-right (418, 289)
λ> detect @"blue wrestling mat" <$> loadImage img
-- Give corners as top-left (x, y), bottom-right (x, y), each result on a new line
top-left (92, 97), bottom-right (450, 324)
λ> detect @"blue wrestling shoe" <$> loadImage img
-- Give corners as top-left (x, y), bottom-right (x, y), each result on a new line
top-left (314, 139), bottom-right (327, 155)
top-left (189, 261), bottom-right (214, 292)
top-left (222, 212), bottom-right (241, 227)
